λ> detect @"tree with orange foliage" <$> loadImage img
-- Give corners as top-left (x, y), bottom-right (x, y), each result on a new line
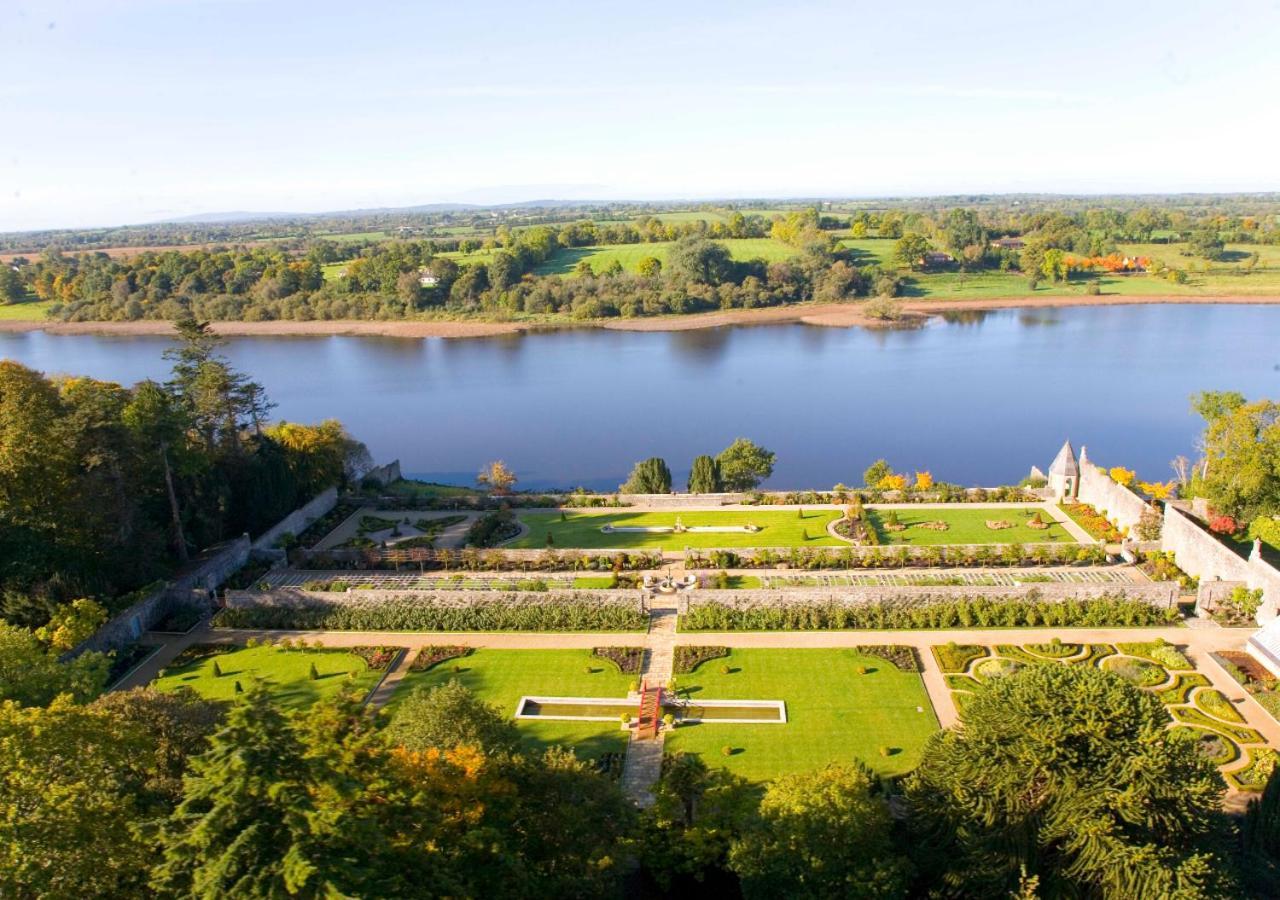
top-left (1138, 481), bottom-right (1176, 502)
top-left (878, 473), bottom-right (909, 492)
top-left (914, 471), bottom-right (934, 492)
top-left (1108, 467), bottom-right (1136, 488)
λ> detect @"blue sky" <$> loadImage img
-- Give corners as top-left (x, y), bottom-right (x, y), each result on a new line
top-left (2, 0), bottom-right (1277, 231)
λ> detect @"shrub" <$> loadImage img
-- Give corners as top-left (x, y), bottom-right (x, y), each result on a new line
top-left (721, 745), bottom-right (733, 757)
top-left (349, 645), bottom-right (401, 670)
top-left (1195, 688), bottom-right (1245, 724)
top-left (214, 593), bottom-right (648, 632)
top-left (234, 680), bottom-right (243, 694)
top-left (408, 645), bottom-right (471, 672)
top-left (1116, 639), bottom-right (1193, 670)
top-left (855, 645), bottom-right (920, 672)
top-left (211, 660), bottom-right (223, 677)
top-left (681, 595), bottom-right (1180, 632)
top-left (592, 646), bottom-right (645, 674)
top-left (931, 643), bottom-right (989, 673)
top-left (308, 662), bottom-right (319, 680)
top-left (673, 646), bottom-right (730, 674)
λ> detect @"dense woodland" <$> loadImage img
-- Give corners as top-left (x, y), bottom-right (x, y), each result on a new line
top-left (3, 197), bottom-right (1280, 323)
top-left (0, 318), bottom-right (369, 628)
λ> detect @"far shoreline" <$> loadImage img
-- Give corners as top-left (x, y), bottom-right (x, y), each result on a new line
top-left (3, 293), bottom-right (1280, 340)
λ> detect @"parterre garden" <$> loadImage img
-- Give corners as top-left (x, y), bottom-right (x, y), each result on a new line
top-left (933, 639), bottom-right (1278, 790)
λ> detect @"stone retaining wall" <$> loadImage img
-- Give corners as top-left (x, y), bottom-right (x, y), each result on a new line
top-left (1077, 450), bottom-right (1150, 534)
top-left (677, 581), bottom-right (1180, 614)
top-left (253, 486), bottom-right (338, 551)
top-left (68, 535), bottom-right (251, 658)
top-left (1162, 503), bottom-right (1280, 620)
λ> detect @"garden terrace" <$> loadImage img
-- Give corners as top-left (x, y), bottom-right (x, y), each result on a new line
top-left (510, 510), bottom-right (847, 550)
top-left (387, 648), bottom-right (634, 760)
top-left (216, 589), bottom-right (649, 632)
top-left (259, 570), bottom-right (586, 591)
top-left (935, 640), bottom-right (1273, 788)
top-left (151, 642), bottom-right (391, 710)
top-left (662, 648), bottom-right (939, 781)
top-left (292, 546), bottom-right (663, 572)
top-left (310, 508), bottom-right (472, 551)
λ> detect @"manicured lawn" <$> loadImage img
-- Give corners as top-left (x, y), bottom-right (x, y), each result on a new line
top-left (388, 648), bottom-right (633, 759)
top-left (512, 509), bottom-right (845, 549)
top-left (152, 645), bottom-right (383, 709)
top-left (867, 506), bottom-right (1074, 545)
top-left (664, 649), bottom-right (939, 781)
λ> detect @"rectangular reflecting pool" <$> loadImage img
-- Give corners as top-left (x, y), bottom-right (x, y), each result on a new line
top-left (515, 695), bottom-right (787, 723)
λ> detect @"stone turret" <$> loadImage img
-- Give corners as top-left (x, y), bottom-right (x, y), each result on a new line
top-left (1048, 440), bottom-right (1080, 500)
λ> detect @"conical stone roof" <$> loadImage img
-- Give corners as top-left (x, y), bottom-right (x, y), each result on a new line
top-left (1049, 440), bottom-right (1079, 477)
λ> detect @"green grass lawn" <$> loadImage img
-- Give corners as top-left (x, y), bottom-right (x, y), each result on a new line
top-left (0, 300), bottom-right (55, 321)
top-left (664, 649), bottom-right (939, 781)
top-left (532, 238), bottom-right (798, 277)
top-left (151, 645), bottom-right (383, 710)
top-left (378, 478), bottom-right (481, 500)
top-left (512, 509), bottom-right (845, 549)
top-left (388, 648), bottom-right (633, 759)
top-left (867, 507), bottom-right (1074, 545)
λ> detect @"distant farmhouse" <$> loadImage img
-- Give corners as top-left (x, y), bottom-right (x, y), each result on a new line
top-left (418, 267), bottom-right (439, 287)
top-left (921, 251), bottom-right (953, 268)
top-left (990, 237), bottom-right (1025, 250)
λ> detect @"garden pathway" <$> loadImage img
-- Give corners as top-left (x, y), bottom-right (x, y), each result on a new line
top-left (620, 598), bottom-right (680, 806)
top-left (363, 648), bottom-right (414, 709)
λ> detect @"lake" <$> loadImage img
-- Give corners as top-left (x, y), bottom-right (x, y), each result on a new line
top-left (3, 305), bottom-right (1278, 490)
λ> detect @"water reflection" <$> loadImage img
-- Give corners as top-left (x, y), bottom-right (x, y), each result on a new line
top-left (2, 305), bottom-right (1277, 489)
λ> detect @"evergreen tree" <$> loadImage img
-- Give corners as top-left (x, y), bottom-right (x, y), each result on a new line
top-left (621, 457), bottom-right (673, 494)
top-left (688, 454), bottom-right (722, 493)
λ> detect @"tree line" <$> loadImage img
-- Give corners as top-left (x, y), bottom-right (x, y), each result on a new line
top-left (0, 317), bottom-right (369, 630)
top-left (621, 438), bottom-right (777, 493)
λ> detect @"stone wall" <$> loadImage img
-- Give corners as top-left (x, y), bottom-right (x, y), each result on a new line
top-left (1076, 450), bottom-right (1149, 534)
top-left (253, 486), bottom-right (338, 551)
top-left (69, 535), bottom-right (252, 657)
top-left (678, 581), bottom-right (1180, 614)
top-left (1162, 503), bottom-right (1280, 620)
top-left (363, 459), bottom-right (402, 487)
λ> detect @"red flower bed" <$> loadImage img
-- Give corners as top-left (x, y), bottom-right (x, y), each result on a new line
top-left (674, 646), bottom-right (729, 674)
top-left (350, 645), bottom-right (404, 671)
top-left (1061, 503), bottom-right (1122, 542)
top-left (592, 646), bottom-right (645, 674)
top-left (408, 645), bottom-right (472, 672)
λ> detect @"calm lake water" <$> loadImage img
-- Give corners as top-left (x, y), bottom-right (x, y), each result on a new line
top-left (3, 305), bottom-right (1278, 490)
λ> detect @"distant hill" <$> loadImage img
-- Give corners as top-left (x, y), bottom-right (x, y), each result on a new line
top-left (151, 202), bottom-right (480, 226)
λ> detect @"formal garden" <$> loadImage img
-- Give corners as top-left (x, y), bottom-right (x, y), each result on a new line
top-left (660, 647), bottom-right (939, 781)
top-left (932, 639), bottom-right (1279, 790)
top-left (387, 647), bottom-right (635, 763)
top-left (150, 641), bottom-right (395, 709)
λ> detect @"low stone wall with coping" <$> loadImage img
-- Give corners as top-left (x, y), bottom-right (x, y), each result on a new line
top-left (677, 581), bottom-right (1181, 615)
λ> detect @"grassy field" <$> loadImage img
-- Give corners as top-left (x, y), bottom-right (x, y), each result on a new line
top-left (867, 507), bottom-right (1074, 545)
top-left (379, 479), bottom-right (481, 500)
top-left (389, 648), bottom-right (633, 759)
top-left (664, 649), bottom-right (939, 781)
top-left (643, 210), bottom-right (729, 224)
top-left (532, 237), bottom-right (798, 277)
top-left (152, 645), bottom-right (383, 710)
top-left (511, 509), bottom-right (845, 549)
top-left (0, 300), bottom-right (55, 321)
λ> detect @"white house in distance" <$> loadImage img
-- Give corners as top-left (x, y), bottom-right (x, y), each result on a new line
top-left (418, 267), bottom-right (438, 288)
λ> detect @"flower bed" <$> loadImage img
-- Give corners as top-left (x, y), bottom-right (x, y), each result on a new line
top-left (1194, 688), bottom-right (1246, 724)
top-left (1115, 639), bottom-right (1193, 670)
top-left (592, 646), bottom-right (645, 674)
top-left (1170, 707), bottom-right (1264, 744)
top-left (1225, 748), bottom-right (1280, 792)
top-left (349, 645), bottom-right (403, 671)
top-left (1060, 502), bottom-right (1123, 542)
top-left (295, 501), bottom-right (361, 548)
top-left (409, 645), bottom-right (472, 671)
top-left (680, 595), bottom-right (1180, 631)
top-left (1156, 673), bottom-right (1212, 705)
top-left (1173, 726), bottom-right (1240, 767)
top-left (1101, 656), bottom-right (1168, 688)
top-left (931, 643), bottom-right (989, 673)
top-left (855, 644), bottom-right (920, 672)
top-left (673, 645), bottom-right (729, 674)
top-left (1023, 638), bottom-right (1079, 658)
top-left (683, 543), bottom-right (1107, 571)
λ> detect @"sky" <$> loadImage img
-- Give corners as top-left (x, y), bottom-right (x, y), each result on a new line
top-left (2, 0), bottom-right (1278, 232)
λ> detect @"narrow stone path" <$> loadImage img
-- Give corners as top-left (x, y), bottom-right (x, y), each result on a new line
top-left (620, 596), bottom-right (680, 805)
top-left (363, 647), bottom-right (413, 709)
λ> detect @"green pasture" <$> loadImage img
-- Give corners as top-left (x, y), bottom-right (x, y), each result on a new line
top-left (664, 649), bottom-right (939, 781)
top-left (532, 237), bottom-right (798, 277)
top-left (0, 300), bottom-right (54, 321)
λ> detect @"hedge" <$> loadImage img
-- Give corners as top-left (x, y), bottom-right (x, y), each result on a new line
top-left (679, 595), bottom-right (1181, 632)
top-left (214, 595), bottom-right (648, 632)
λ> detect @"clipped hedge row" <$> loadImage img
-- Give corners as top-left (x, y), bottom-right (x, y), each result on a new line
top-left (680, 595), bottom-right (1181, 632)
top-left (684, 543), bottom-right (1108, 571)
top-left (214, 596), bottom-right (648, 632)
